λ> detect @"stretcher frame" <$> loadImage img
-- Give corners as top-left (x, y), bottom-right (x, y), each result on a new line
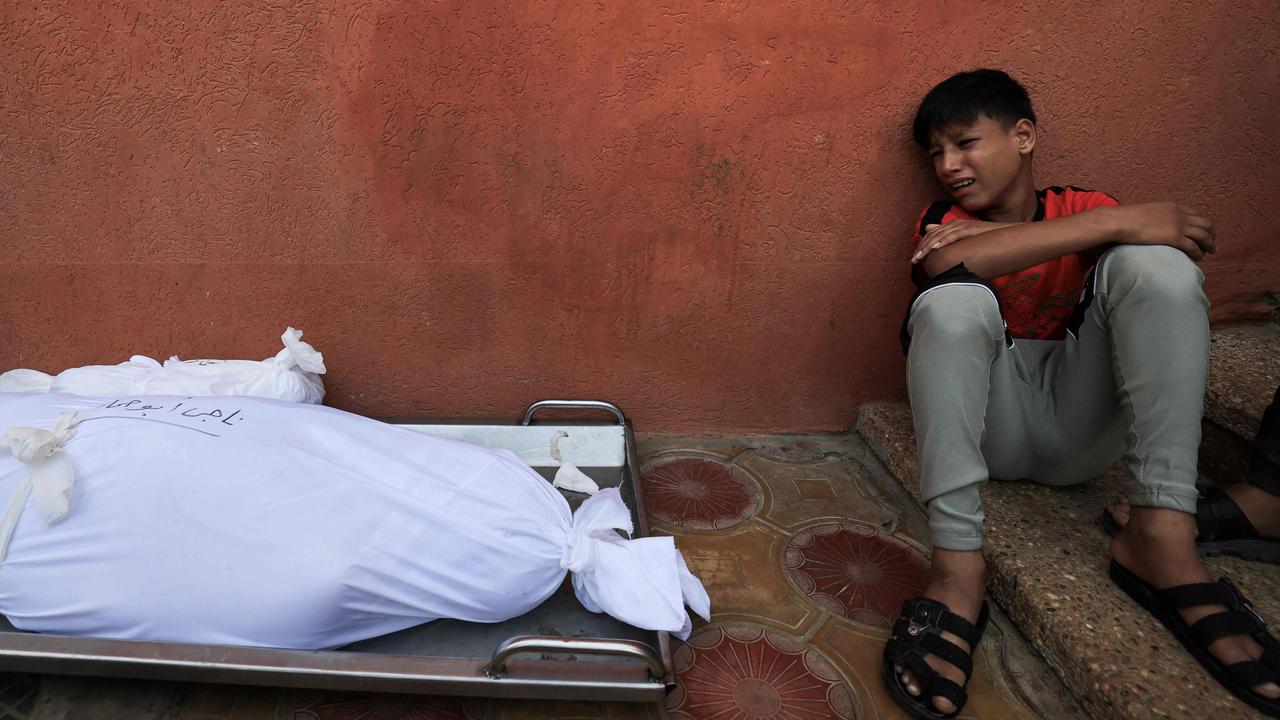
top-left (0, 400), bottom-right (675, 703)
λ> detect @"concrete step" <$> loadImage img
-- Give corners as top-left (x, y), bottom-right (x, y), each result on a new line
top-left (1200, 324), bottom-right (1280, 484)
top-left (854, 323), bottom-right (1280, 720)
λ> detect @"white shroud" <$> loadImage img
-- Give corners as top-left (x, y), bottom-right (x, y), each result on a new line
top-left (0, 393), bottom-right (709, 650)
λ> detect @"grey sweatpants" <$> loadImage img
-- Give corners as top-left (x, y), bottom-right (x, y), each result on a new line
top-left (906, 244), bottom-right (1210, 551)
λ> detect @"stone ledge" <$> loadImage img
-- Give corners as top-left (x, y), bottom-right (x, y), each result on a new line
top-left (1204, 323), bottom-right (1279, 446)
top-left (856, 401), bottom-right (1280, 720)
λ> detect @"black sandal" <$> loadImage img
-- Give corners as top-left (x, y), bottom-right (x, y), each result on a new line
top-left (1100, 486), bottom-right (1280, 564)
top-left (882, 597), bottom-right (990, 719)
top-left (1110, 559), bottom-right (1280, 717)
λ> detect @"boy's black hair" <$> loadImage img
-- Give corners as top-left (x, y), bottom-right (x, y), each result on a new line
top-left (912, 69), bottom-right (1036, 148)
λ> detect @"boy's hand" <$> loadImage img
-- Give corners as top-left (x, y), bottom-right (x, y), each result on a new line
top-left (1110, 202), bottom-right (1216, 260)
top-left (911, 220), bottom-right (1016, 264)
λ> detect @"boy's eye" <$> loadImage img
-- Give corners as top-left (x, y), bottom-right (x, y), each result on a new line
top-left (958, 138), bottom-right (977, 148)
top-left (928, 149), bottom-right (943, 159)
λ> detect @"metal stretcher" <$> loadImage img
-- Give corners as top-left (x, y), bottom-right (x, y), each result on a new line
top-left (0, 400), bottom-right (675, 703)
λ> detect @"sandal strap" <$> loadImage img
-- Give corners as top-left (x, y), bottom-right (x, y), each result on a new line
top-left (899, 597), bottom-right (984, 646)
top-left (886, 637), bottom-right (937, 685)
top-left (1260, 643), bottom-right (1280, 672)
top-left (1190, 610), bottom-right (1265, 647)
top-left (887, 623), bottom-right (975, 680)
top-left (1156, 581), bottom-right (1236, 609)
top-left (886, 637), bottom-right (967, 718)
top-left (1198, 485), bottom-right (1259, 541)
top-left (940, 610), bottom-right (982, 646)
top-left (1228, 659), bottom-right (1280, 689)
top-left (928, 676), bottom-right (968, 717)
top-left (920, 632), bottom-right (974, 678)
top-left (1228, 633), bottom-right (1280, 689)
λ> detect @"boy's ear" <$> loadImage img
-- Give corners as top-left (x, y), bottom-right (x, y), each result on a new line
top-left (1014, 118), bottom-right (1036, 156)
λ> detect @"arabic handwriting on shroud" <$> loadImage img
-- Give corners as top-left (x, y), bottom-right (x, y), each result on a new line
top-left (97, 398), bottom-right (246, 426)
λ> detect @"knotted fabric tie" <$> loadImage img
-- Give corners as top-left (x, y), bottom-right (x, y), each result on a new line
top-left (0, 412), bottom-right (81, 566)
top-left (560, 487), bottom-right (634, 574)
top-left (559, 487), bottom-right (712, 640)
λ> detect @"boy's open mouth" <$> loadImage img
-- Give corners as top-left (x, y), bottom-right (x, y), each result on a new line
top-left (949, 178), bottom-right (975, 191)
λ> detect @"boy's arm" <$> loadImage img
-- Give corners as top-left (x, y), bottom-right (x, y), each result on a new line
top-left (918, 202), bottom-right (1216, 280)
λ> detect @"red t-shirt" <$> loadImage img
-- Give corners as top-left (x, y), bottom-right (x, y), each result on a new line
top-left (910, 186), bottom-right (1118, 341)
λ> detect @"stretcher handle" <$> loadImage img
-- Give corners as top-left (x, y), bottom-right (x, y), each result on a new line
top-left (485, 635), bottom-right (665, 681)
top-left (521, 400), bottom-right (626, 426)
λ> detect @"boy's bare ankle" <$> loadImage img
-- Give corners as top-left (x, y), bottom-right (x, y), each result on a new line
top-left (1117, 506), bottom-right (1198, 546)
top-left (924, 548), bottom-right (987, 619)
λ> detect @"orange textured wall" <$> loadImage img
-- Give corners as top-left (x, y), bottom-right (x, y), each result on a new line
top-left (2, 2), bottom-right (1277, 432)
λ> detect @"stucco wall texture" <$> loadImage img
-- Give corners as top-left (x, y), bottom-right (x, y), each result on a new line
top-left (1, 2), bottom-right (1277, 432)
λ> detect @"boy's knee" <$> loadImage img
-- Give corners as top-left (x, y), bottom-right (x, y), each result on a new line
top-left (908, 285), bottom-right (1005, 346)
top-left (1099, 244), bottom-right (1205, 301)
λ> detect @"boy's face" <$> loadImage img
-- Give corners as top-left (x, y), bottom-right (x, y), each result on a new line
top-left (927, 115), bottom-right (1035, 213)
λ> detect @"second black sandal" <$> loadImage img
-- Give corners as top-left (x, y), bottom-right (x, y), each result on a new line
top-left (1110, 559), bottom-right (1280, 717)
top-left (1100, 485), bottom-right (1280, 564)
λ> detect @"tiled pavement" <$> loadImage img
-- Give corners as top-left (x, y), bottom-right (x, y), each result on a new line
top-left (0, 432), bottom-right (1082, 720)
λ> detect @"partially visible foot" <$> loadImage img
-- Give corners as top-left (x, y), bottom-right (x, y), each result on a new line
top-left (1110, 506), bottom-right (1280, 699)
top-left (1106, 482), bottom-right (1280, 539)
top-left (894, 548), bottom-right (987, 714)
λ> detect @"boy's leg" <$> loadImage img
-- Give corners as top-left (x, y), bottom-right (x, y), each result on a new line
top-left (1108, 384), bottom-right (1280, 543)
top-left (1050, 244), bottom-right (1278, 696)
top-left (900, 283), bottom-right (1038, 712)
top-left (1036, 243), bottom-right (1206, 501)
top-left (908, 284), bottom-right (1037, 552)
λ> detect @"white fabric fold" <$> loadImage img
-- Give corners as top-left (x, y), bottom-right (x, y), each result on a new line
top-left (6, 327), bottom-right (325, 403)
top-left (0, 411), bottom-right (80, 565)
top-left (562, 488), bottom-right (711, 640)
top-left (0, 369), bottom-right (54, 394)
top-left (271, 327), bottom-right (327, 374)
top-left (52, 356), bottom-right (163, 396)
top-left (552, 463), bottom-right (600, 495)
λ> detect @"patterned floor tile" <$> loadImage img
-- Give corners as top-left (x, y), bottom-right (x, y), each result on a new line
top-left (666, 623), bottom-right (860, 720)
top-left (661, 524), bottom-right (819, 632)
top-left (783, 522), bottom-right (927, 629)
top-left (738, 453), bottom-right (894, 531)
top-left (640, 454), bottom-right (762, 531)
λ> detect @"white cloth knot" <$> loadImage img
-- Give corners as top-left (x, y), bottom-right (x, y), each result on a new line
top-left (558, 486), bottom-right (711, 639)
top-left (273, 327), bottom-right (327, 374)
top-left (560, 528), bottom-right (599, 574)
top-left (4, 412), bottom-right (78, 464)
top-left (0, 412), bottom-right (81, 566)
top-left (560, 487), bottom-right (633, 574)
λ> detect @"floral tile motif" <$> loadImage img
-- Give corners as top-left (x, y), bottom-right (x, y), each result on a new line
top-left (666, 624), bottom-right (858, 720)
top-left (784, 522), bottom-right (927, 627)
top-left (0, 674), bottom-right (37, 720)
top-left (640, 456), bottom-right (761, 531)
top-left (291, 693), bottom-right (487, 720)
